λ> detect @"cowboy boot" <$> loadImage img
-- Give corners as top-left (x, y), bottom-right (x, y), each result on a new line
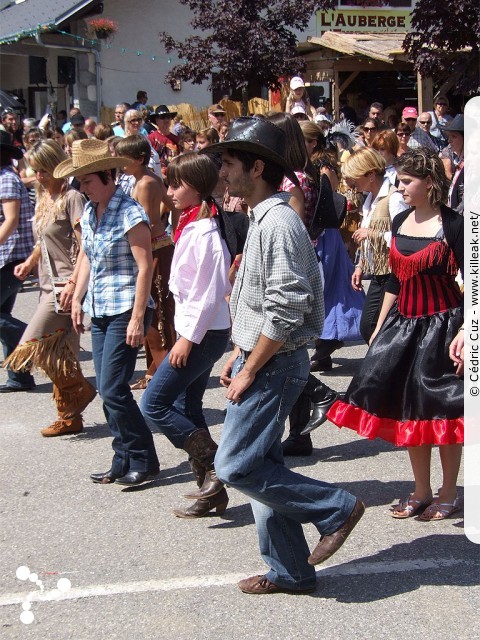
top-left (52, 368), bottom-right (96, 419)
top-left (282, 390), bottom-right (313, 456)
top-left (41, 416), bottom-right (83, 437)
top-left (173, 490), bottom-right (229, 518)
top-left (300, 383), bottom-right (339, 435)
top-left (173, 456), bottom-right (229, 518)
top-left (182, 429), bottom-right (224, 500)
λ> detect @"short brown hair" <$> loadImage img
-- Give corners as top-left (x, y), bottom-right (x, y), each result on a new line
top-left (371, 129), bottom-right (399, 157)
top-left (94, 123), bottom-right (114, 140)
top-left (395, 148), bottom-right (448, 207)
top-left (116, 134), bottom-right (151, 166)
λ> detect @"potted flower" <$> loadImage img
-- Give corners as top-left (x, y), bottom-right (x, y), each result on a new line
top-left (87, 18), bottom-right (118, 40)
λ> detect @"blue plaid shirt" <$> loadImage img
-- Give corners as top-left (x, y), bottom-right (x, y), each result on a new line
top-left (0, 166), bottom-right (35, 269)
top-left (81, 186), bottom-right (153, 317)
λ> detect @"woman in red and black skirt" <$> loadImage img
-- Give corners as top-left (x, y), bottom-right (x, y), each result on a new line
top-left (327, 148), bottom-right (464, 521)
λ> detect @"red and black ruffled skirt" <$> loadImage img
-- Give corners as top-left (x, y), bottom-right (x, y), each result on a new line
top-left (327, 305), bottom-right (464, 447)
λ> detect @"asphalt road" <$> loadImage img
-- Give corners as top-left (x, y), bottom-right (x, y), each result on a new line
top-left (0, 282), bottom-right (477, 640)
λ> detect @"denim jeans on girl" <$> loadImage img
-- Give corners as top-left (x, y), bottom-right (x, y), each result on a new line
top-left (215, 346), bottom-right (356, 591)
top-left (140, 328), bottom-right (230, 449)
top-left (91, 307), bottom-right (159, 475)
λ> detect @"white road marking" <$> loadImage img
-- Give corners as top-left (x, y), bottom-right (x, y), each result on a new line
top-left (0, 557), bottom-right (473, 607)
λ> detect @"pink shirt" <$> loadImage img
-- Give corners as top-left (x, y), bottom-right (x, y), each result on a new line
top-left (169, 217), bottom-right (231, 343)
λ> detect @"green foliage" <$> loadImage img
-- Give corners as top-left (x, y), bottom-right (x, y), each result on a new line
top-left (160, 1), bottom-right (336, 93)
top-left (403, 0), bottom-right (480, 95)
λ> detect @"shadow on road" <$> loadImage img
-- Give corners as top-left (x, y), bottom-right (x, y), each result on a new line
top-left (311, 533), bottom-right (476, 602)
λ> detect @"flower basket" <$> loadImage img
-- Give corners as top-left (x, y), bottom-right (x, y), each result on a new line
top-left (87, 18), bottom-right (118, 40)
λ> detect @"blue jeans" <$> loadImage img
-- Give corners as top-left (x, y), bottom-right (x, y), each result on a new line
top-left (91, 308), bottom-right (159, 475)
top-left (0, 261), bottom-right (35, 388)
top-left (215, 347), bottom-right (356, 590)
top-left (140, 329), bottom-right (230, 449)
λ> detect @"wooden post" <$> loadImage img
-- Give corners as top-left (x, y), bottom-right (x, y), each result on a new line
top-left (417, 72), bottom-right (433, 113)
top-left (333, 67), bottom-right (340, 121)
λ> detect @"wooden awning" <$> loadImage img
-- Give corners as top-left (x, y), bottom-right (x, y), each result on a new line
top-left (307, 32), bottom-right (408, 64)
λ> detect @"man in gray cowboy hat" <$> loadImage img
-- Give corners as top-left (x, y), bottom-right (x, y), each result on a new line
top-left (147, 105), bottom-right (180, 177)
top-left (203, 117), bottom-right (364, 595)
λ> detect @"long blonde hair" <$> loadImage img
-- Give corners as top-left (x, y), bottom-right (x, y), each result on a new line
top-left (26, 140), bottom-right (68, 224)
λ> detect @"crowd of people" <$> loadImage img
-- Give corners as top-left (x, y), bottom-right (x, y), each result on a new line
top-left (0, 84), bottom-right (464, 595)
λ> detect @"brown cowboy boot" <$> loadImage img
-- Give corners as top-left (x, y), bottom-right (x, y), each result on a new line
top-left (41, 416), bottom-right (83, 437)
top-left (182, 429), bottom-right (224, 500)
top-left (52, 368), bottom-right (96, 419)
top-left (173, 456), bottom-right (229, 518)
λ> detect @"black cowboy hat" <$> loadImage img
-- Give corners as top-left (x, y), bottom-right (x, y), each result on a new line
top-left (203, 116), bottom-right (299, 186)
top-left (439, 114), bottom-right (464, 133)
top-left (0, 129), bottom-right (23, 160)
top-left (148, 105), bottom-right (177, 122)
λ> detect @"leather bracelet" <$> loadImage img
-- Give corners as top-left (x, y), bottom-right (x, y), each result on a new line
top-left (67, 279), bottom-right (76, 286)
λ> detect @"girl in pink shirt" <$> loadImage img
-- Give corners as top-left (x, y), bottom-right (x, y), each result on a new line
top-left (140, 152), bottom-right (232, 519)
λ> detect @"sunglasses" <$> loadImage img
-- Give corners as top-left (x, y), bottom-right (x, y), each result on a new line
top-left (418, 120), bottom-right (431, 125)
top-left (363, 126), bottom-right (377, 131)
top-left (436, 103), bottom-right (447, 106)
top-left (396, 132), bottom-right (410, 137)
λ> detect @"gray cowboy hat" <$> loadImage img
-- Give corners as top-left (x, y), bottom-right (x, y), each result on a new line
top-left (439, 114), bottom-right (464, 133)
top-left (148, 104), bottom-right (177, 122)
top-left (203, 116), bottom-right (299, 186)
top-left (0, 129), bottom-right (23, 160)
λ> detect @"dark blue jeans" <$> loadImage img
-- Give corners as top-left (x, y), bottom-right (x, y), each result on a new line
top-left (215, 347), bottom-right (356, 590)
top-left (141, 329), bottom-right (229, 449)
top-left (0, 261), bottom-right (35, 388)
top-left (91, 308), bottom-right (159, 475)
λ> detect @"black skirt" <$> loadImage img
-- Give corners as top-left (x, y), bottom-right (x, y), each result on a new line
top-left (327, 304), bottom-right (464, 447)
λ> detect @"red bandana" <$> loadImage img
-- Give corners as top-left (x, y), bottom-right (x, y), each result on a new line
top-left (173, 200), bottom-right (217, 243)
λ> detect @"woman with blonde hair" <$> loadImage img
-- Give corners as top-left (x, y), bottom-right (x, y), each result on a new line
top-left (343, 147), bottom-right (407, 343)
top-left (124, 109), bottom-right (146, 137)
top-left (4, 140), bottom-right (96, 436)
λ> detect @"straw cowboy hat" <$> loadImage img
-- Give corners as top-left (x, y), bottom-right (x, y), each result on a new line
top-left (203, 116), bottom-right (299, 185)
top-left (53, 139), bottom-right (133, 179)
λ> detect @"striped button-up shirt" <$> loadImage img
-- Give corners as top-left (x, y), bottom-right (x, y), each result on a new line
top-left (0, 166), bottom-right (35, 269)
top-left (81, 186), bottom-right (153, 317)
top-left (230, 192), bottom-right (324, 353)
